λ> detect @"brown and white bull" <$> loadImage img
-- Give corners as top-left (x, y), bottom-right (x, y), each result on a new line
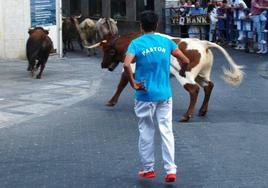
top-left (26, 27), bottom-right (54, 79)
top-left (88, 32), bottom-right (244, 122)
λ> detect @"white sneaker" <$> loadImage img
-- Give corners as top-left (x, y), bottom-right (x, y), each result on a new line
top-left (256, 49), bottom-right (263, 54)
top-left (234, 46), bottom-right (240, 50)
top-left (261, 40), bottom-right (267, 44)
top-left (262, 47), bottom-right (267, 54)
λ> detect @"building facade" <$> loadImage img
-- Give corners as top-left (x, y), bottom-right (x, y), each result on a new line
top-left (62, 0), bottom-right (167, 21)
top-left (0, 0), bottom-right (179, 60)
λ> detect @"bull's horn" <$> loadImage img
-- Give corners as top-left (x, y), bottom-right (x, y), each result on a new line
top-left (83, 42), bottom-right (101, 49)
top-left (73, 14), bottom-right (82, 19)
top-left (83, 40), bottom-right (107, 49)
top-left (62, 15), bottom-right (67, 19)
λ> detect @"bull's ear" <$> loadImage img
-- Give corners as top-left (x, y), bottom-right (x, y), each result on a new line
top-left (44, 29), bottom-right (49, 35)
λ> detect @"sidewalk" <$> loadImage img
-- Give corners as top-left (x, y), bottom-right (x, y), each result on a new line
top-left (0, 56), bottom-right (103, 128)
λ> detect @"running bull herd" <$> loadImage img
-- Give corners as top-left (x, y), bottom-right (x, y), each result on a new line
top-left (26, 16), bottom-right (244, 122)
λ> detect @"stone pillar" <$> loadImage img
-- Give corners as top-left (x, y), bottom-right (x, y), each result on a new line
top-left (81, 0), bottom-right (89, 17)
top-left (0, 0), bottom-right (31, 59)
top-left (102, 0), bottom-right (111, 17)
top-left (126, 0), bottom-right (136, 21)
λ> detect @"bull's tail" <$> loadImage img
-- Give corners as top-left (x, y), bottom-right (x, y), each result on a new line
top-left (206, 41), bottom-right (244, 86)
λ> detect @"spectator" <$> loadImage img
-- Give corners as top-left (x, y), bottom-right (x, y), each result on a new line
top-left (226, 0), bottom-right (237, 45)
top-left (250, 0), bottom-right (268, 53)
top-left (217, 0), bottom-right (228, 44)
top-left (240, 9), bottom-right (255, 52)
top-left (188, 1), bottom-right (206, 39)
top-left (207, 4), bottom-right (218, 41)
top-left (180, 0), bottom-right (188, 6)
top-left (232, 0), bottom-right (248, 50)
top-left (186, 0), bottom-right (195, 7)
top-left (258, 10), bottom-right (268, 53)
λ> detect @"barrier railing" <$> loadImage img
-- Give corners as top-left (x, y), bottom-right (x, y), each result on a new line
top-left (162, 6), bottom-right (268, 52)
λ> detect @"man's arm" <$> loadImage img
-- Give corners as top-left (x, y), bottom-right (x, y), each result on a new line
top-left (172, 48), bottom-right (190, 77)
top-left (123, 53), bottom-right (145, 91)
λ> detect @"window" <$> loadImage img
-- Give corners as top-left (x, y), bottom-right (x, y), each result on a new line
top-left (111, 0), bottom-right (126, 20)
top-left (89, 0), bottom-right (102, 17)
top-left (136, 0), bottom-right (154, 20)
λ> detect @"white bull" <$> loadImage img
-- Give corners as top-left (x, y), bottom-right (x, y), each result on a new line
top-left (73, 17), bottom-right (97, 55)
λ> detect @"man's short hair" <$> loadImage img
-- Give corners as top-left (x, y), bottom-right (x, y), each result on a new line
top-left (140, 10), bottom-right (159, 32)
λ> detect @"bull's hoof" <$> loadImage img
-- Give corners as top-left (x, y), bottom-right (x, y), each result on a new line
top-left (36, 75), bottom-right (41, 79)
top-left (179, 115), bottom-right (191, 122)
top-left (198, 110), bottom-right (207, 116)
top-left (105, 101), bottom-right (117, 107)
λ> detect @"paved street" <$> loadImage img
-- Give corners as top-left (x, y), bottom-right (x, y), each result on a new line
top-left (0, 49), bottom-right (268, 188)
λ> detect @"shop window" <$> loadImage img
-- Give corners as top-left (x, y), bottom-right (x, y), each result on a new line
top-left (111, 0), bottom-right (126, 20)
top-left (136, 0), bottom-right (154, 20)
top-left (89, 0), bottom-right (102, 18)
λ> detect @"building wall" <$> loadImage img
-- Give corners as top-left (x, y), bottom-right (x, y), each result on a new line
top-left (0, 0), bottom-right (31, 59)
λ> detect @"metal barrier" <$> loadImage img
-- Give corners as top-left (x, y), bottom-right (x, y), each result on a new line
top-left (162, 6), bottom-right (268, 52)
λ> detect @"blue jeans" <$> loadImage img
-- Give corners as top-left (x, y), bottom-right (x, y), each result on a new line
top-left (250, 14), bottom-right (267, 44)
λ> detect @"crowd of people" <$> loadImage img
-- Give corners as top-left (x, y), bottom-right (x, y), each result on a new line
top-left (169, 0), bottom-right (268, 54)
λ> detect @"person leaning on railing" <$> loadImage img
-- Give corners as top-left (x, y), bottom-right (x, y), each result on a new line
top-left (231, 0), bottom-right (248, 50)
top-left (216, 0), bottom-right (228, 45)
top-left (207, 3), bottom-right (218, 42)
top-left (187, 1), bottom-right (206, 39)
top-left (258, 0), bottom-right (268, 54)
top-left (240, 9), bottom-right (255, 53)
top-left (250, 0), bottom-right (268, 53)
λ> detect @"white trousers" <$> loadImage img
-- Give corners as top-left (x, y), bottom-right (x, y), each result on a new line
top-left (134, 98), bottom-right (177, 174)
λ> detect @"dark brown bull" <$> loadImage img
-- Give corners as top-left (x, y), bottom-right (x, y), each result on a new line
top-left (62, 16), bottom-right (82, 53)
top-left (90, 32), bottom-right (243, 122)
top-left (26, 27), bottom-right (54, 79)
